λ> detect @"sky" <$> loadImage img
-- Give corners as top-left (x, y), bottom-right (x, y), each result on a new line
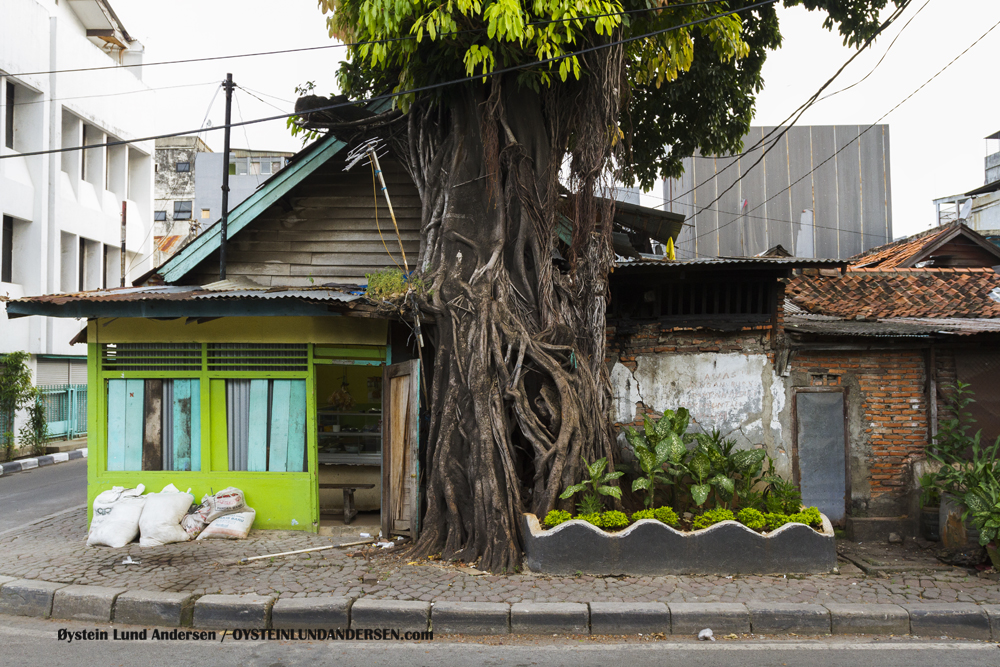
top-left (109, 0), bottom-right (1000, 240)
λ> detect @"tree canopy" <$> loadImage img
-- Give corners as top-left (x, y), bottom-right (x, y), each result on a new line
top-left (320, 0), bottom-right (905, 188)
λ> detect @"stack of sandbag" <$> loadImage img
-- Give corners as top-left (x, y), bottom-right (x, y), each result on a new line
top-left (139, 484), bottom-right (196, 547)
top-left (182, 487), bottom-right (255, 540)
top-left (87, 485), bottom-right (146, 548)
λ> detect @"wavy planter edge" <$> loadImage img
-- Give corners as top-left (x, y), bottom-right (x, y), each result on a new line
top-left (522, 513), bottom-right (837, 576)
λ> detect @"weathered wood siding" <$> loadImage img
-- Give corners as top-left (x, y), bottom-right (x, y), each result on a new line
top-left (188, 156), bottom-right (421, 286)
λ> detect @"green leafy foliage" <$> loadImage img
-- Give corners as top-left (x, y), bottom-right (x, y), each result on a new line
top-left (764, 512), bottom-right (791, 531)
top-left (17, 388), bottom-right (48, 456)
top-left (559, 456), bottom-right (623, 515)
top-left (653, 506), bottom-right (680, 527)
top-left (543, 509), bottom-right (572, 528)
top-left (765, 479), bottom-right (803, 515)
top-left (365, 269), bottom-right (429, 301)
top-left (692, 508), bottom-right (735, 530)
top-left (964, 477), bottom-right (1000, 547)
top-left (736, 507), bottom-right (766, 531)
top-left (577, 512), bottom-right (602, 527)
top-left (598, 510), bottom-right (630, 530)
top-left (626, 412), bottom-right (687, 507)
top-left (762, 506), bottom-right (823, 531)
top-left (631, 506), bottom-right (679, 527)
top-left (0, 352), bottom-right (35, 461)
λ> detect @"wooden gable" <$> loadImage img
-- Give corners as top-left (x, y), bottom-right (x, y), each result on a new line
top-left (185, 154), bottom-right (421, 287)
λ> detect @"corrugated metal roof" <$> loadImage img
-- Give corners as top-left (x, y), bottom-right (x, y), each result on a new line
top-left (786, 314), bottom-right (1000, 337)
top-left (616, 257), bottom-right (848, 268)
top-left (6, 283), bottom-right (362, 306)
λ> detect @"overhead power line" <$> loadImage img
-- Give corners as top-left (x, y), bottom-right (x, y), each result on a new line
top-left (4, 0), bottom-right (741, 78)
top-left (0, 0), bottom-right (780, 161)
top-left (692, 12), bottom-right (1000, 242)
top-left (676, 0), bottom-right (915, 220)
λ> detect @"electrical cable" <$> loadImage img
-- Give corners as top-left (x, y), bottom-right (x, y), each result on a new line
top-left (692, 12), bottom-right (1000, 243)
top-left (672, 0), bottom-right (913, 220)
top-left (232, 89), bottom-right (262, 188)
top-left (0, 0), bottom-right (780, 162)
top-left (236, 85), bottom-right (289, 114)
top-left (3, 0), bottom-right (743, 78)
top-left (817, 0), bottom-right (932, 102)
top-left (3, 80), bottom-right (218, 108)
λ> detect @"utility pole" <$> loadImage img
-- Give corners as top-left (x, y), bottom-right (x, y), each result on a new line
top-left (220, 73), bottom-right (233, 281)
top-left (119, 201), bottom-right (126, 287)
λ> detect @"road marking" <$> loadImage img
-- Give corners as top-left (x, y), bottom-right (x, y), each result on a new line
top-left (0, 504), bottom-right (88, 538)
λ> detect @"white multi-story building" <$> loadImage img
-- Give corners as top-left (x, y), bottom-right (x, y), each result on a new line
top-left (1, 0), bottom-right (154, 438)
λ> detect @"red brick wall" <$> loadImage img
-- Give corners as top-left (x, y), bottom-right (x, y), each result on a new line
top-left (791, 349), bottom-right (928, 515)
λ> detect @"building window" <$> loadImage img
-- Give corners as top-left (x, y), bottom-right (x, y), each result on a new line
top-left (176, 161), bottom-right (190, 172)
top-left (1, 215), bottom-right (13, 283)
top-left (4, 82), bottom-right (14, 150)
top-left (261, 161), bottom-right (271, 175)
top-left (249, 161), bottom-right (261, 175)
top-left (201, 209), bottom-right (210, 219)
top-left (154, 210), bottom-right (167, 221)
top-left (173, 201), bottom-right (192, 220)
top-left (272, 161), bottom-right (283, 173)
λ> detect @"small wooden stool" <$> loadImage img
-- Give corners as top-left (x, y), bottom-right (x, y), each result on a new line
top-left (319, 483), bottom-right (376, 524)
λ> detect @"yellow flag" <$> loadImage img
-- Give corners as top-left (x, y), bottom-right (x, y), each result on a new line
top-left (665, 237), bottom-right (676, 260)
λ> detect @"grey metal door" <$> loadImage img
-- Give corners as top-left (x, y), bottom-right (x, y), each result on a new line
top-left (795, 391), bottom-right (847, 523)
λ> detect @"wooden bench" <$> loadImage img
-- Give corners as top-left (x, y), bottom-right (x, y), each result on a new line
top-left (319, 483), bottom-right (376, 524)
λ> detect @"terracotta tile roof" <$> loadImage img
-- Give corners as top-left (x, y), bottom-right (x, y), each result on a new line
top-left (849, 224), bottom-right (955, 268)
top-left (787, 268), bottom-right (1000, 319)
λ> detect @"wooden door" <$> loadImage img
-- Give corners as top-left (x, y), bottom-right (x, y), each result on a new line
top-left (381, 359), bottom-right (420, 538)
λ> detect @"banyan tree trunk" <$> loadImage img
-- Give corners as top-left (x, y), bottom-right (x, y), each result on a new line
top-left (404, 46), bottom-right (624, 573)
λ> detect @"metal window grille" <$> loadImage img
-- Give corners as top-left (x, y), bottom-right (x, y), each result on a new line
top-left (208, 343), bottom-right (308, 372)
top-left (101, 343), bottom-right (202, 372)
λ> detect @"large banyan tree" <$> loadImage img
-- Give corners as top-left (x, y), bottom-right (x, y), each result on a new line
top-left (313, 0), bottom-right (906, 572)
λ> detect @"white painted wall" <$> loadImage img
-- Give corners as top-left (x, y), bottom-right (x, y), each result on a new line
top-left (0, 0), bottom-right (154, 369)
top-left (611, 352), bottom-right (794, 476)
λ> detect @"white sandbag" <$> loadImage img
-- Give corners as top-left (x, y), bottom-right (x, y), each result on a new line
top-left (138, 483), bottom-right (195, 547)
top-left (197, 509), bottom-right (255, 540)
top-left (199, 487), bottom-right (247, 523)
top-left (87, 484), bottom-right (146, 548)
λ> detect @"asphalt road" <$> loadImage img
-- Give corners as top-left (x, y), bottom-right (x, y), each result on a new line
top-left (0, 616), bottom-right (997, 667)
top-left (0, 458), bottom-right (87, 534)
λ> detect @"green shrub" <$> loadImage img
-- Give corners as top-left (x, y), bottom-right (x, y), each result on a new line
top-left (764, 513), bottom-right (790, 530)
top-left (543, 510), bottom-right (572, 528)
top-left (736, 507), bottom-right (766, 531)
top-left (577, 513), bottom-right (602, 527)
top-left (653, 506), bottom-right (680, 527)
top-left (692, 508), bottom-right (734, 530)
top-left (600, 510), bottom-right (630, 530)
top-left (631, 507), bottom-right (680, 527)
top-left (798, 507), bottom-right (823, 526)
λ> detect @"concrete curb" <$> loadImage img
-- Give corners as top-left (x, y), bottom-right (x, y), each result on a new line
top-left (0, 577), bottom-right (998, 638)
top-left (0, 448), bottom-right (87, 477)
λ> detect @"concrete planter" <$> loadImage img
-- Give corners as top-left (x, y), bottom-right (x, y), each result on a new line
top-left (522, 513), bottom-right (836, 576)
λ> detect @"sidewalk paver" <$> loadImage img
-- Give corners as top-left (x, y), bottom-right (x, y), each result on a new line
top-left (0, 506), bottom-right (997, 635)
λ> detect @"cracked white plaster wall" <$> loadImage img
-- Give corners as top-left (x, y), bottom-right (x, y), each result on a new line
top-left (610, 361), bottom-right (642, 423)
top-left (613, 353), bottom-right (780, 446)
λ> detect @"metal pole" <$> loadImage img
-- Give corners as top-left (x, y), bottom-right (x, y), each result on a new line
top-left (220, 73), bottom-right (233, 281)
top-left (119, 200), bottom-right (126, 287)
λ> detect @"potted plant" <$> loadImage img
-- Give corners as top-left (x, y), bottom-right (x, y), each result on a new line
top-left (965, 477), bottom-right (1000, 570)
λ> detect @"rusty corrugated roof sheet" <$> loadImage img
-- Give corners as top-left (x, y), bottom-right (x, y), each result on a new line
top-left (7, 282), bottom-right (363, 307)
top-left (617, 257), bottom-right (848, 269)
